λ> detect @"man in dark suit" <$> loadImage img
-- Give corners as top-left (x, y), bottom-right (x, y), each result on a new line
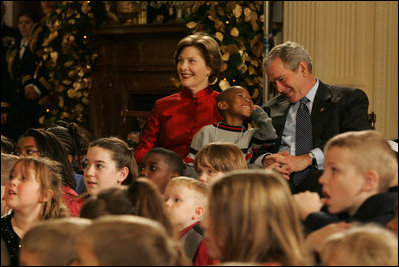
top-left (252, 41), bottom-right (372, 194)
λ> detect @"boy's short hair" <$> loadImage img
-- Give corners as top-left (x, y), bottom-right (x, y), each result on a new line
top-left (166, 176), bottom-right (208, 206)
top-left (216, 86), bottom-right (248, 116)
top-left (146, 147), bottom-right (184, 175)
top-left (194, 142), bottom-right (248, 173)
top-left (320, 223), bottom-right (398, 266)
top-left (324, 130), bottom-right (397, 192)
top-left (1, 153), bottom-right (19, 186)
top-left (21, 218), bottom-right (91, 266)
top-left (79, 215), bottom-right (188, 266)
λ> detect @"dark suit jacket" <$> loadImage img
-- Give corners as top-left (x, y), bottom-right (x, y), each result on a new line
top-left (256, 80), bottom-right (373, 193)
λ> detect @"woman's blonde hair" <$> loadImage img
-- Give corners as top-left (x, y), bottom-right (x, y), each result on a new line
top-left (320, 223), bottom-right (398, 266)
top-left (194, 142), bottom-right (247, 172)
top-left (207, 169), bottom-right (310, 265)
top-left (324, 130), bottom-right (397, 192)
top-left (11, 157), bottom-right (69, 219)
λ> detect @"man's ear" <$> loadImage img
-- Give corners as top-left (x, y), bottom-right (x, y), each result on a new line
top-left (362, 170), bottom-right (379, 192)
top-left (39, 189), bottom-right (54, 203)
top-left (217, 100), bottom-right (228, 111)
top-left (192, 206), bottom-right (205, 220)
top-left (298, 61), bottom-right (309, 76)
top-left (117, 167), bottom-right (129, 184)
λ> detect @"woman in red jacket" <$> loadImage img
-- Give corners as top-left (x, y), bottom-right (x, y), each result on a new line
top-left (134, 33), bottom-right (223, 164)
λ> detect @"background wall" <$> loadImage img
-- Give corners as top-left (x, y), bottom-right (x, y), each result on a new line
top-left (283, 1), bottom-right (398, 139)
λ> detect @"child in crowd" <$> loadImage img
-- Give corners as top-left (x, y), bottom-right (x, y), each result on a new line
top-left (19, 217), bottom-right (91, 266)
top-left (319, 223), bottom-right (398, 266)
top-left (45, 120), bottom-right (89, 194)
top-left (194, 142), bottom-right (248, 183)
top-left (14, 128), bottom-right (81, 216)
top-left (73, 215), bottom-right (189, 266)
top-left (184, 86), bottom-right (277, 175)
top-left (1, 153), bottom-right (18, 216)
top-left (1, 157), bottom-right (69, 266)
top-left (164, 177), bottom-right (215, 266)
top-left (201, 169), bottom-right (311, 265)
top-left (139, 147), bottom-right (184, 194)
top-left (80, 178), bottom-right (175, 238)
top-left (83, 137), bottom-right (138, 197)
top-left (293, 130), bottom-right (398, 234)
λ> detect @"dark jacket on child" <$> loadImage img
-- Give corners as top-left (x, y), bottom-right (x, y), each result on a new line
top-left (303, 191), bottom-right (398, 235)
top-left (1, 213), bottom-right (20, 266)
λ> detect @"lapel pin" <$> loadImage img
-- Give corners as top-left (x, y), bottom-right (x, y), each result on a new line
top-left (320, 107), bottom-right (325, 112)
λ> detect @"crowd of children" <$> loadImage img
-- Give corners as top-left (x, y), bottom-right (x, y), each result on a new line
top-left (0, 33), bottom-right (397, 266)
top-left (1, 122), bottom-right (397, 266)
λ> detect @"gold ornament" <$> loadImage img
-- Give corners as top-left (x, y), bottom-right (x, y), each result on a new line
top-left (58, 96), bottom-right (64, 108)
top-left (64, 61), bottom-right (74, 68)
top-left (219, 79), bottom-right (230, 90)
top-left (244, 7), bottom-right (251, 22)
top-left (221, 52), bottom-right (230, 61)
top-left (186, 21), bottom-right (197, 29)
top-left (62, 80), bottom-right (72, 85)
top-left (230, 27), bottom-right (239, 37)
top-left (250, 59), bottom-right (259, 67)
top-left (233, 4), bottom-right (242, 19)
top-left (50, 51), bottom-right (58, 63)
top-left (82, 97), bottom-right (89, 105)
top-left (221, 62), bottom-right (228, 72)
top-left (67, 89), bottom-right (76, 98)
top-left (215, 32), bottom-right (224, 42)
top-left (82, 1), bottom-right (91, 14)
top-left (252, 88), bottom-right (259, 99)
top-left (238, 63), bottom-right (248, 73)
top-left (248, 65), bottom-right (256, 75)
top-left (215, 20), bottom-right (225, 31)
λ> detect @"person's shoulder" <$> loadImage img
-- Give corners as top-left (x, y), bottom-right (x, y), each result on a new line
top-left (320, 81), bottom-right (366, 96)
top-left (155, 91), bottom-right (184, 105)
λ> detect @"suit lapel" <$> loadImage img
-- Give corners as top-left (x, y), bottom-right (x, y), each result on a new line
top-left (312, 81), bottom-right (332, 138)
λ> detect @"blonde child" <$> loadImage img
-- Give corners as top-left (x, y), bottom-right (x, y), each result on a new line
top-left (83, 137), bottom-right (137, 197)
top-left (164, 177), bottom-right (215, 265)
top-left (1, 153), bottom-right (19, 216)
top-left (73, 215), bottom-right (189, 266)
top-left (194, 142), bottom-right (248, 183)
top-left (139, 147), bottom-right (184, 194)
top-left (293, 130), bottom-right (398, 234)
top-left (19, 217), bottom-right (91, 266)
top-left (1, 157), bottom-right (69, 266)
top-left (184, 86), bottom-right (277, 176)
top-left (201, 169), bottom-right (311, 265)
top-left (319, 223), bottom-right (398, 266)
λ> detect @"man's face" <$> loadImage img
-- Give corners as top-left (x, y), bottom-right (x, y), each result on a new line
top-left (266, 57), bottom-right (308, 103)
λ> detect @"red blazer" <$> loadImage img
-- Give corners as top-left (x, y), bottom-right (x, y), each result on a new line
top-left (135, 86), bottom-right (222, 163)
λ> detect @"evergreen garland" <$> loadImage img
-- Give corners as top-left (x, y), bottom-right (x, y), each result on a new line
top-left (39, 1), bottom-right (107, 126)
top-left (185, 1), bottom-right (264, 103)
